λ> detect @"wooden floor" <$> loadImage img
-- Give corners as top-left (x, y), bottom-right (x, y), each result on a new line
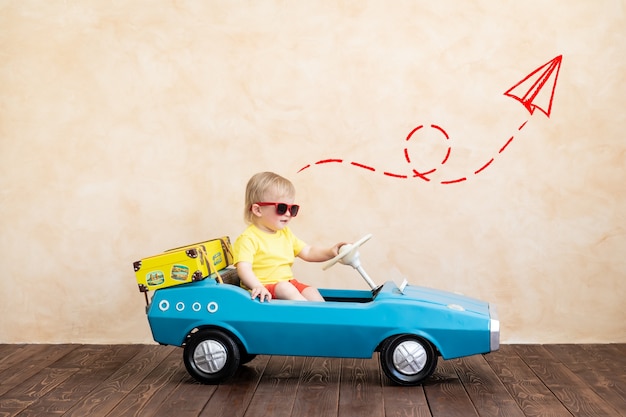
top-left (0, 344), bottom-right (623, 417)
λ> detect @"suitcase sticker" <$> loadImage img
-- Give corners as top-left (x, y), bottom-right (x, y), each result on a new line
top-left (146, 271), bottom-right (165, 286)
top-left (170, 264), bottom-right (190, 281)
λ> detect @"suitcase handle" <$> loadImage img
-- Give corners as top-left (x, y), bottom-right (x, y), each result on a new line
top-left (199, 246), bottom-right (224, 284)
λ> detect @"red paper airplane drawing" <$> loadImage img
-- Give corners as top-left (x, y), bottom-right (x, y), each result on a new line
top-left (504, 55), bottom-right (562, 117)
top-left (298, 55), bottom-right (563, 184)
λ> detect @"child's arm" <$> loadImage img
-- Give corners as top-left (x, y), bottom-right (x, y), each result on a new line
top-left (236, 261), bottom-right (271, 302)
top-left (298, 242), bottom-right (345, 262)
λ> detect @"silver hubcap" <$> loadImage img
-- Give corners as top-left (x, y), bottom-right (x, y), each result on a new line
top-left (392, 340), bottom-right (427, 375)
top-left (193, 340), bottom-right (228, 373)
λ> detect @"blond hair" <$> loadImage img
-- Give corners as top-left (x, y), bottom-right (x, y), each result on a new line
top-left (243, 172), bottom-right (296, 224)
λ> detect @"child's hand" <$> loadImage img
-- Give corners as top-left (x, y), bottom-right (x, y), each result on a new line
top-left (298, 242), bottom-right (348, 262)
top-left (331, 242), bottom-right (348, 257)
top-left (251, 286), bottom-right (272, 302)
top-left (236, 262), bottom-right (271, 302)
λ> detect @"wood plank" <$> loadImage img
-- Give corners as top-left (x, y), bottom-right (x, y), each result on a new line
top-left (544, 343), bottom-right (626, 376)
top-left (148, 377), bottom-right (216, 417)
top-left (198, 355), bottom-right (270, 417)
top-left (0, 345), bottom-right (78, 397)
top-left (513, 345), bottom-right (621, 416)
top-left (0, 344), bottom-right (125, 416)
top-left (337, 356), bottom-right (384, 417)
top-left (17, 344), bottom-right (145, 417)
top-left (382, 383), bottom-right (432, 417)
top-left (0, 345), bottom-right (27, 370)
top-left (452, 354), bottom-right (526, 417)
top-left (567, 343), bottom-right (626, 372)
top-left (291, 357), bottom-right (341, 417)
top-left (103, 346), bottom-right (189, 417)
top-left (0, 345), bottom-right (66, 376)
top-left (0, 366), bottom-right (79, 417)
top-left (583, 344), bottom-right (626, 368)
top-left (583, 344), bottom-right (626, 382)
top-left (543, 344), bottom-right (598, 366)
top-left (242, 355), bottom-right (307, 417)
top-left (61, 345), bottom-right (174, 417)
top-left (544, 344), bottom-right (626, 413)
top-left (483, 345), bottom-right (573, 417)
top-left (424, 358), bottom-right (479, 417)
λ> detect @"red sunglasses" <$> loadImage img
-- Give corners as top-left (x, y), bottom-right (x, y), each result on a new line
top-left (255, 202), bottom-right (300, 217)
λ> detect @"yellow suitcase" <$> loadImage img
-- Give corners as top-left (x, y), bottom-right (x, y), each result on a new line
top-left (134, 247), bottom-right (209, 293)
top-left (133, 236), bottom-right (233, 293)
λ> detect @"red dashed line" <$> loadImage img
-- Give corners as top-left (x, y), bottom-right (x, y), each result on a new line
top-left (441, 177), bottom-right (467, 184)
top-left (414, 168), bottom-right (436, 177)
top-left (405, 125), bottom-right (424, 141)
top-left (413, 169), bottom-right (436, 181)
top-left (384, 172), bottom-right (408, 179)
top-left (441, 147), bottom-right (451, 165)
top-left (300, 118), bottom-right (526, 184)
top-left (316, 159), bottom-right (343, 164)
top-left (351, 162), bottom-right (375, 171)
top-left (431, 124), bottom-right (449, 140)
top-left (499, 137), bottom-right (514, 153)
top-left (475, 158), bottom-right (494, 174)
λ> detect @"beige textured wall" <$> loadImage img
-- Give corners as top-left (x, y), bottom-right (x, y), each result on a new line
top-left (1, 1), bottom-right (624, 344)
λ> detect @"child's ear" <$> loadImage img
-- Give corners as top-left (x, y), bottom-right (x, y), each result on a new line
top-left (250, 204), bottom-right (263, 217)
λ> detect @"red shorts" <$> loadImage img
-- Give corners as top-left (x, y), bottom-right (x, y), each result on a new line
top-left (264, 279), bottom-right (310, 298)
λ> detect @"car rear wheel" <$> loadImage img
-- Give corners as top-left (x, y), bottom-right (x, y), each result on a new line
top-left (183, 329), bottom-right (241, 384)
top-left (380, 334), bottom-right (437, 385)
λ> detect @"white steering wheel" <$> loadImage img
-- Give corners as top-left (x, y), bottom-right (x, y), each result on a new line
top-left (323, 234), bottom-right (373, 271)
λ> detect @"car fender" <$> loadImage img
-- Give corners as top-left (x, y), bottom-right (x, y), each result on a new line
top-left (183, 323), bottom-right (252, 353)
top-left (375, 328), bottom-right (444, 356)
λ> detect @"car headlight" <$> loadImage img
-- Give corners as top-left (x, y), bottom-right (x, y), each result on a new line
top-left (489, 303), bottom-right (500, 352)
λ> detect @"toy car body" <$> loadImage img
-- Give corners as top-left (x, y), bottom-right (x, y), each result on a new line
top-left (146, 271), bottom-right (499, 385)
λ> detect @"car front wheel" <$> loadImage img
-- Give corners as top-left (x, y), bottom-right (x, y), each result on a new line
top-left (379, 334), bottom-right (437, 385)
top-left (183, 329), bottom-right (241, 384)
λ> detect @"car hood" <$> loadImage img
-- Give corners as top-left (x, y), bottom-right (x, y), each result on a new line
top-left (378, 282), bottom-right (490, 316)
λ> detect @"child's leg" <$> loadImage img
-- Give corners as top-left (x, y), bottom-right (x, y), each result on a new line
top-left (273, 281), bottom-right (307, 301)
top-left (290, 279), bottom-right (325, 302)
top-left (301, 287), bottom-right (325, 302)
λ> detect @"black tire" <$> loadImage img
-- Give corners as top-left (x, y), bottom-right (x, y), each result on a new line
top-left (379, 334), bottom-right (438, 386)
top-left (183, 329), bottom-right (241, 384)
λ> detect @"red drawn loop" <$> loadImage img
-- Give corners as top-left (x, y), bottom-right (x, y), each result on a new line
top-left (404, 124), bottom-right (452, 182)
top-left (298, 118), bottom-right (529, 184)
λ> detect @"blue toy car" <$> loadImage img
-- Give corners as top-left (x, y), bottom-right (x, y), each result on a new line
top-left (145, 235), bottom-right (499, 386)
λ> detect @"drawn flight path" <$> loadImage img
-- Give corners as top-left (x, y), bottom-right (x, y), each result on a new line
top-left (298, 55), bottom-right (562, 184)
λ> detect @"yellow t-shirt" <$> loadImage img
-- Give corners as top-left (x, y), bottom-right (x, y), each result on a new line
top-left (233, 225), bottom-right (307, 286)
